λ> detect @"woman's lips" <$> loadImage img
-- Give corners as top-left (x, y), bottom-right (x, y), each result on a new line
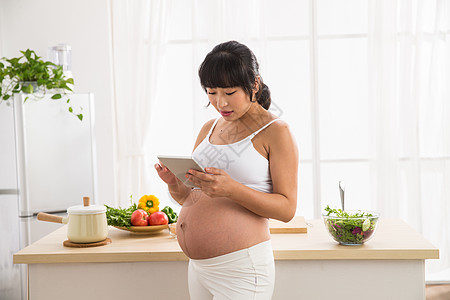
top-left (220, 111), bottom-right (233, 116)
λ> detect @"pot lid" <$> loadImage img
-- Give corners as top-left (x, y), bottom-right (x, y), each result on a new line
top-left (67, 204), bottom-right (106, 215)
top-left (67, 197), bottom-right (106, 215)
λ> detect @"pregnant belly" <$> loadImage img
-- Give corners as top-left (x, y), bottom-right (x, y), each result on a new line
top-left (176, 189), bottom-right (270, 259)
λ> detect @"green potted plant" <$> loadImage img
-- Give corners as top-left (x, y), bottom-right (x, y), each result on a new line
top-left (0, 49), bottom-right (82, 120)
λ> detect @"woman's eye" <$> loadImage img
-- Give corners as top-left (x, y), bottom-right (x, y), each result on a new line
top-left (208, 92), bottom-right (216, 95)
top-left (226, 91), bottom-right (237, 96)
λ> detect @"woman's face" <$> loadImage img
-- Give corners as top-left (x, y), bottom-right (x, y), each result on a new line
top-left (206, 86), bottom-right (254, 120)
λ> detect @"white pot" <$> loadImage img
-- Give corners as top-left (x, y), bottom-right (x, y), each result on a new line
top-left (37, 197), bottom-right (108, 243)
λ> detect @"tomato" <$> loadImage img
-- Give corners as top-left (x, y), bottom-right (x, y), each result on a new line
top-left (147, 211), bottom-right (168, 226)
top-left (130, 209), bottom-right (148, 226)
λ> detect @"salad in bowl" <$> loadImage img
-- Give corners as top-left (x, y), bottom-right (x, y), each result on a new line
top-left (322, 205), bottom-right (380, 245)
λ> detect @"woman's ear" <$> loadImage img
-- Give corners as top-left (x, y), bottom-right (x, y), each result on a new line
top-left (253, 76), bottom-right (261, 93)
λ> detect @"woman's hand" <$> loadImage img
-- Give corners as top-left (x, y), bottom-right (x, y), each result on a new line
top-left (155, 162), bottom-right (191, 205)
top-left (154, 162), bottom-right (180, 186)
top-left (186, 167), bottom-right (236, 198)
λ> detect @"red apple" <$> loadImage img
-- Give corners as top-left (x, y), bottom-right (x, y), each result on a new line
top-left (130, 209), bottom-right (148, 226)
top-left (147, 211), bottom-right (169, 226)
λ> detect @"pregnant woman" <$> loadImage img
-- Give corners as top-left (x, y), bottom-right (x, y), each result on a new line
top-left (155, 40), bottom-right (298, 300)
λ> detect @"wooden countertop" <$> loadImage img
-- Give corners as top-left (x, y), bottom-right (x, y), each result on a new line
top-left (13, 219), bottom-right (439, 264)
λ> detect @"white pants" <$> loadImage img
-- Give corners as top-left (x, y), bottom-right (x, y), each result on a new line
top-left (188, 240), bottom-right (275, 300)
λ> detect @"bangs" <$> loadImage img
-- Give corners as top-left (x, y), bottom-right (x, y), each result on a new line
top-left (199, 51), bottom-right (251, 90)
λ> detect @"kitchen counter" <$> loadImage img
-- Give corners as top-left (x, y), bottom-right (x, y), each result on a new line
top-left (14, 219), bottom-right (438, 300)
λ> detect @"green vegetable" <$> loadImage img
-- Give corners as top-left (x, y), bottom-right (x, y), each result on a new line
top-left (323, 205), bottom-right (377, 245)
top-left (161, 206), bottom-right (178, 224)
top-left (105, 196), bottom-right (138, 228)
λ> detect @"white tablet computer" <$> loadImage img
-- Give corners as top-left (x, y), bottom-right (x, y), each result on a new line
top-left (157, 155), bottom-right (206, 188)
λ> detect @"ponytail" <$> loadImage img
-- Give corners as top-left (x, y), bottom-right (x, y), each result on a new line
top-left (255, 82), bottom-right (271, 110)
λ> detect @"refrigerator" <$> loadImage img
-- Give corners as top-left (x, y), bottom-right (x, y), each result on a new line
top-left (0, 93), bottom-right (97, 300)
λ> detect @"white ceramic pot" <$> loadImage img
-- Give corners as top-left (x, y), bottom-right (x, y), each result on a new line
top-left (37, 197), bottom-right (108, 243)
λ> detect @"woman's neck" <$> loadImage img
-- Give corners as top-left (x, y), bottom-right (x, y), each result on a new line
top-left (230, 103), bottom-right (273, 131)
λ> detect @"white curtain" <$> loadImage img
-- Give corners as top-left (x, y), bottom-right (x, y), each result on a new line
top-left (368, 0), bottom-right (450, 275)
top-left (111, 0), bottom-right (170, 206)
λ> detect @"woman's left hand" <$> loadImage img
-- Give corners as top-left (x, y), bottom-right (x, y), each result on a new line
top-left (186, 167), bottom-right (235, 198)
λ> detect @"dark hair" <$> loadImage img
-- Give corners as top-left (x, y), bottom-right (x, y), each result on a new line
top-left (198, 41), bottom-right (271, 110)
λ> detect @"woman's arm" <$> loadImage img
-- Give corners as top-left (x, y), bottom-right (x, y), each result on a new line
top-left (187, 121), bottom-right (299, 222)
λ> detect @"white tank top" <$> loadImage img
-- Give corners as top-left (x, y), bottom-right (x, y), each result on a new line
top-left (192, 118), bottom-right (280, 193)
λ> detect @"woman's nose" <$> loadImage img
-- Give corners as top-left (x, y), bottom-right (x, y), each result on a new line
top-left (217, 97), bottom-right (227, 108)
top-left (217, 96), bottom-right (227, 108)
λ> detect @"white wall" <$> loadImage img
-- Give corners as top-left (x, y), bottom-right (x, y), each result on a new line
top-left (0, 0), bottom-right (116, 206)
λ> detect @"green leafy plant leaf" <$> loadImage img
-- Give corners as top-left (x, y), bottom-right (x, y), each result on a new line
top-left (22, 84), bottom-right (34, 94)
top-left (0, 49), bottom-right (82, 121)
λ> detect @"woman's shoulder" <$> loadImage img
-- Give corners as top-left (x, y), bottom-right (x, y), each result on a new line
top-left (275, 119), bottom-right (292, 132)
top-left (192, 118), bottom-right (218, 151)
top-left (259, 118), bottom-right (294, 143)
top-left (200, 118), bottom-right (217, 134)
top-left (258, 118), bottom-right (297, 159)
top-left (263, 117), bottom-right (290, 133)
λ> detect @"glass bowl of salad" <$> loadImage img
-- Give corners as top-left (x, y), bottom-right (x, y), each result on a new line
top-left (322, 205), bottom-right (380, 245)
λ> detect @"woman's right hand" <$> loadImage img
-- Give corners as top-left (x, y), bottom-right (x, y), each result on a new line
top-left (154, 162), bottom-right (179, 186)
top-left (155, 162), bottom-right (191, 205)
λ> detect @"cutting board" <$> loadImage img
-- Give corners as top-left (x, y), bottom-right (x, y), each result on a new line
top-left (269, 216), bottom-right (308, 233)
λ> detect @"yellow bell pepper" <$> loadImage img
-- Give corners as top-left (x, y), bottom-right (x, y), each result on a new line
top-left (138, 195), bottom-right (159, 214)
